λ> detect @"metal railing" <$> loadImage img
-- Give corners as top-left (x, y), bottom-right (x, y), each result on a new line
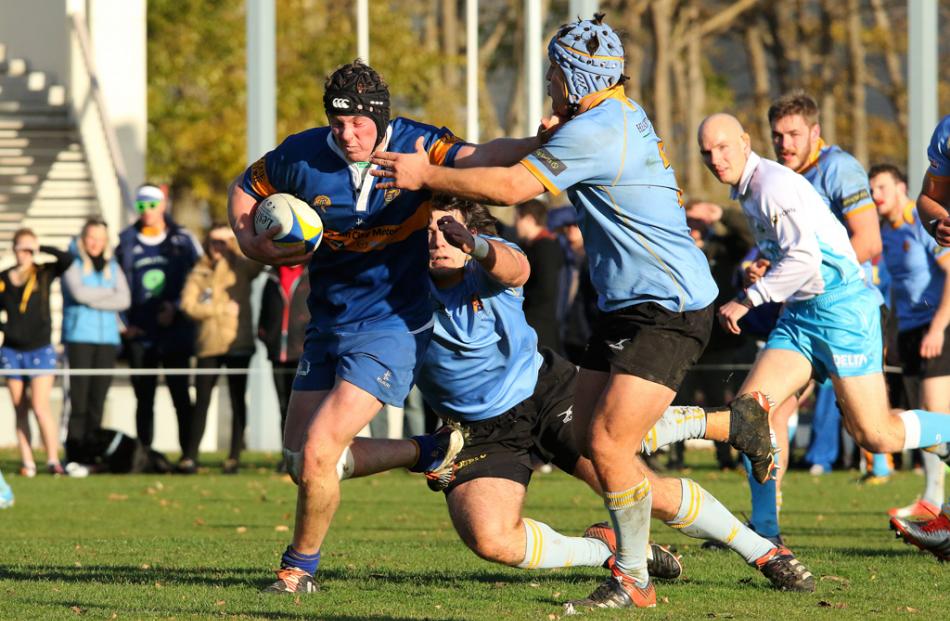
top-left (66, 12), bottom-right (135, 233)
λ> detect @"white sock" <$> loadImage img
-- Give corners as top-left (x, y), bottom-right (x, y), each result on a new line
top-left (665, 479), bottom-right (775, 565)
top-left (605, 479), bottom-right (652, 586)
top-left (922, 450), bottom-right (946, 507)
top-left (517, 518), bottom-right (611, 569)
top-left (641, 406), bottom-right (707, 455)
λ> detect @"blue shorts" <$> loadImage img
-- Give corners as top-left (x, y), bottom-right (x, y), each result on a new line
top-left (766, 283), bottom-right (882, 383)
top-left (0, 345), bottom-right (58, 382)
top-left (292, 323), bottom-right (433, 406)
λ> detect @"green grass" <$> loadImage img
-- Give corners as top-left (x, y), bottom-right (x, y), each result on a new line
top-left (0, 450), bottom-right (945, 620)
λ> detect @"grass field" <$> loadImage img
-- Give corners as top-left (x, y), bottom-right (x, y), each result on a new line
top-left (0, 450), bottom-right (946, 620)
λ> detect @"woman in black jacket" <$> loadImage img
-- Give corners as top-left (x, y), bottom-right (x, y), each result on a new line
top-left (0, 228), bottom-right (73, 476)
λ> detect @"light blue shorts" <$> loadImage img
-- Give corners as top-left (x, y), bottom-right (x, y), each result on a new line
top-left (292, 323), bottom-right (433, 406)
top-left (0, 344), bottom-right (58, 382)
top-left (766, 283), bottom-right (882, 383)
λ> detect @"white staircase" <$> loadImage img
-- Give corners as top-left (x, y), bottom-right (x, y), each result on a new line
top-left (0, 42), bottom-right (99, 256)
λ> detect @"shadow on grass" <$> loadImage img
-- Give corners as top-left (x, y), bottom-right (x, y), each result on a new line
top-left (0, 563), bottom-right (604, 590)
top-left (15, 597), bottom-right (437, 621)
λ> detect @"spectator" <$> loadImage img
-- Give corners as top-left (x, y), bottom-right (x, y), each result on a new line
top-left (548, 206), bottom-right (597, 365)
top-left (257, 263), bottom-right (310, 450)
top-left (116, 184), bottom-right (201, 469)
top-left (0, 228), bottom-right (73, 476)
top-left (61, 218), bottom-right (131, 463)
top-left (515, 200), bottom-right (564, 353)
top-left (678, 200), bottom-right (756, 470)
top-left (180, 223), bottom-right (263, 474)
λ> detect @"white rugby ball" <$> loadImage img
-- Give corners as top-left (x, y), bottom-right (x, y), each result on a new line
top-left (253, 193), bottom-right (323, 252)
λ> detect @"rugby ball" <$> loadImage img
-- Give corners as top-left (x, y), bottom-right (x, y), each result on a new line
top-left (253, 193), bottom-right (324, 252)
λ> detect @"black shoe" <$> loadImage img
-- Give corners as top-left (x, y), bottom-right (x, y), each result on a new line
top-left (583, 522), bottom-right (683, 580)
top-left (222, 459), bottom-right (240, 475)
top-left (261, 568), bottom-right (319, 594)
top-left (728, 392), bottom-right (776, 484)
top-left (753, 546), bottom-right (816, 592)
top-left (175, 458), bottom-right (198, 475)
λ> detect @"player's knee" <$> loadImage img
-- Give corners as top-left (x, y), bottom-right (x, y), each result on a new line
top-left (467, 531), bottom-right (521, 566)
top-left (298, 442), bottom-right (340, 483)
top-left (848, 423), bottom-right (900, 454)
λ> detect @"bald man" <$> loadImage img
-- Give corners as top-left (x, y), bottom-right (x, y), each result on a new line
top-left (696, 115), bottom-right (950, 539)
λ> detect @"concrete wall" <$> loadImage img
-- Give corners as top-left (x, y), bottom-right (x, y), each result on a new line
top-left (88, 0), bottom-right (147, 192)
top-left (0, 0), bottom-right (70, 86)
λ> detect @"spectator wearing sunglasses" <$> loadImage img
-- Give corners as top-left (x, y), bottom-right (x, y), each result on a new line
top-left (115, 184), bottom-right (202, 465)
top-left (180, 223), bottom-right (263, 474)
top-left (0, 228), bottom-right (74, 476)
top-left (61, 218), bottom-right (131, 464)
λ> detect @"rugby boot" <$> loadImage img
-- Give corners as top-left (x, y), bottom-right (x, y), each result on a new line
top-left (890, 508), bottom-right (950, 562)
top-left (753, 545), bottom-right (816, 592)
top-left (563, 560), bottom-right (656, 615)
top-left (262, 568), bottom-right (319, 594)
top-left (888, 498), bottom-right (940, 521)
top-left (422, 425), bottom-right (465, 491)
top-left (728, 392), bottom-right (777, 484)
top-left (583, 521), bottom-right (683, 580)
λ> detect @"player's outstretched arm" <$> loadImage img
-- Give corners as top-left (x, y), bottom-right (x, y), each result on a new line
top-left (227, 174), bottom-right (313, 266)
top-left (438, 215), bottom-right (530, 287)
top-left (371, 137), bottom-right (545, 206)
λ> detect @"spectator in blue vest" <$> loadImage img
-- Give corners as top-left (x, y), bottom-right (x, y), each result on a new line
top-left (62, 218), bottom-right (131, 463)
top-left (115, 184), bottom-right (201, 465)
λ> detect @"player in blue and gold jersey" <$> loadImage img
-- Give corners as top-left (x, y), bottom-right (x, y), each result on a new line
top-left (370, 14), bottom-right (779, 612)
top-left (872, 164), bottom-right (950, 529)
top-left (228, 61), bottom-right (555, 595)
top-left (894, 115), bottom-right (950, 561)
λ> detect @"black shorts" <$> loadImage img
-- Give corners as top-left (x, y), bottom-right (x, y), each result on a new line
top-left (898, 323), bottom-right (950, 379)
top-left (444, 348), bottom-right (581, 494)
top-left (580, 302), bottom-right (714, 391)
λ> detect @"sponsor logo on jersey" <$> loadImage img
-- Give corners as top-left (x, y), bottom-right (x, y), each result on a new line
top-left (384, 188), bottom-right (401, 204)
top-left (533, 148), bottom-right (567, 176)
top-left (312, 195), bottom-right (332, 212)
top-left (322, 202), bottom-right (430, 253)
top-left (842, 189), bottom-right (871, 208)
top-left (608, 338), bottom-right (630, 351)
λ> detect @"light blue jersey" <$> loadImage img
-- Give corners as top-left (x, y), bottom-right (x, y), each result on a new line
top-left (799, 141), bottom-right (880, 297)
top-left (927, 114), bottom-right (950, 178)
top-left (521, 88), bottom-right (717, 314)
top-left (416, 238), bottom-right (543, 423)
top-left (880, 204), bottom-right (950, 332)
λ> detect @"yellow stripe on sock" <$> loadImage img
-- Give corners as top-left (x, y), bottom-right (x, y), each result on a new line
top-left (725, 523), bottom-right (739, 544)
top-left (605, 479), bottom-right (651, 509)
top-left (523, 518), bottom-right (543, 569)
top-left (669, 480), bottom-right (702, 529)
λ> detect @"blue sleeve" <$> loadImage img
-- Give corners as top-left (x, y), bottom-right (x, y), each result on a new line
top-left (927, 115), bottom-right (950, 178)
top-left (520, 114), bottom-right (616, 195)
top-left (825, 151), bottom-right (874, 218)
top-left (241, 135), bottom-right (309, 200)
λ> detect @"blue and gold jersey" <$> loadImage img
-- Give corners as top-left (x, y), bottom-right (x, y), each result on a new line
top-left (927, 114), bottom-right (950, 178)
top-left (242, 117), bottom-right (465, 332)
top-left (799, 140), bottom-right (876, 223)
top-left (799, 140), bottom-right (879, 295)
top-left (880, 203), bottom-right (950, 331)
top-left (520, 87), bottom-right (717, 313)
top-left (416, 238), bottom-right (542, 423)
